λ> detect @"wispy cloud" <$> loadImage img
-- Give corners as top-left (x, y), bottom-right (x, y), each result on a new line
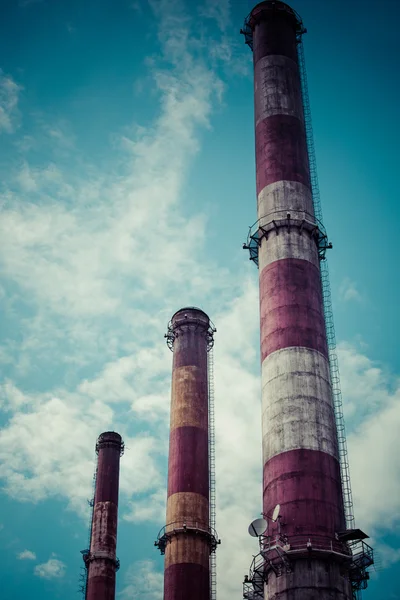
top-left (130, 1), bottom-right (143, 13)
top-left (0, 70), bottom-right (22, 134)
top-left (17, 549), bottom-right (37, 560)
top-left (0, 0), bottom-right (228, 520)
top-left (34, 556), bottom-right (66, 579)
top-left (339, 276), bottom-right (363, 302)
top-left (0, 390), bottom-right (113, 512)
top-left (344, 348), bottom-right (400, 534)
top-left (199, 0), bottom-right (231, 32)
top-left (19, 0), bottom-right (44, 7)
top-left (119, 560), bottom-right (163, 600)
top-left (334, 343), bottom-right (400, 564)
top-left (338, 342), bottom-right (393, 422)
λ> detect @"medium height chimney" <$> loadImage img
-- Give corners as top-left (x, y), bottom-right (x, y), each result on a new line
top-left (155, 308), bottom-right (219, 600)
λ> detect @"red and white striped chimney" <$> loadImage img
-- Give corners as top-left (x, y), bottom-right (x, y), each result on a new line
top-left (244, 2), bottom-right (351, 598)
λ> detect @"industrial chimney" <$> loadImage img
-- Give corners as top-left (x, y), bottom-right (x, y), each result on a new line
top-left (84, 431), bottom-right (124, 600)
top-left (155, 307), bottom-right (219, 600)
top-left (241, 2), bottom-right (373, 599)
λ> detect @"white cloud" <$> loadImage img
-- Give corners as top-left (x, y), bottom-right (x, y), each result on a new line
top-left (0, 381), bottom-right (31, 411)
top-left (0, 385), bottom-right (167, 516)
top-left (124, 488), bottom-right (166, 523)
top-left (0, 392), bottom-right (111, 513)
top-left (212, 279), bottom-right (263, 598)
top-left (43, 122), bottom-right (75, 149)
top-left (0, 0), bottom-right (228, 524)
top-left (339, 277), bottom-right (363, 302)
top-left (333, 343), bottom-right (400, 566)
top-left (344, 362), bottom-right (400, 534)
top-left (373, 543), bottom-right (400, 569)
top-left (0, 58), bottom-right (222, 323)
top-left (199, 0), bottom-right (231, 32)
top-left (0, 70), bottom-right (21, 133)
top-left (34, 556), bottom-right (66, 579)
top-left (17, 549), bottom-right (37, 560)
top-left (119, 560), bottom-right (163, 600)
top-left (78, 348), bottom-right (171, 417)
top-left (338, 342), bottom-right (396, 423)
top-left (198, 0), bottom-right (250, 76)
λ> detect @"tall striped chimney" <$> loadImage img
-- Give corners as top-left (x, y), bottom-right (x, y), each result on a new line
top-left (242, 2), bottom-right (354, 599)
top-left (84, 431), bottom-right (124, 600)
top-left (155, 308), bottom-right (219, 600)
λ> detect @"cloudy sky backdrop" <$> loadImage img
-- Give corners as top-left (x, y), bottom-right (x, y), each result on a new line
top-left (0, 0), bottom-right (399, 598)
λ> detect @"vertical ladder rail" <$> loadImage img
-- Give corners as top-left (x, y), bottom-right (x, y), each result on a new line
top-left (80, 465), bottom-right (97, 598)
top-left (208, 348), bottom-right (217, 600)
top-left (297, 39), bottom-right (355, 529)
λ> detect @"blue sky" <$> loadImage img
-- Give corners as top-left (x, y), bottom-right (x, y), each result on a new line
top-left (0, 0), bottom-right (399, 598)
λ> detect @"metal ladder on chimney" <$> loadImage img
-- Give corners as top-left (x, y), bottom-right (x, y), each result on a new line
top-left (79, 464), bottom-right (97, 598)
top-left (208, 348), bottom-right (217, 600)
top-left (297, 37), bottom-right (355, 529)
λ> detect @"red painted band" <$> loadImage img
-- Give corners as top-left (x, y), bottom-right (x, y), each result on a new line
top-left (167, 427), bottom-right (209, 499)
top-left (164, 563), bottom-right (209, 600)
top-left (95, 448), bottom-right (121, 505)
top-left (86, 575), bottom-right (116, 600)
top-left (255, 114), bottom-right (310, 194)
top-left (263, 448), bottom-right (345, 540)
top-left (173, 331), bottom-right (208, 370)
top-left (252, 10), bottom-right (298, 64)
top-left (260, 258), bottom-right (328, 359)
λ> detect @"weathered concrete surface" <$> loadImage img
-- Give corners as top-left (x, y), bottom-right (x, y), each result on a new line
top-left (256, 114), bottom-right (311, 194)
top-left (258, 228), bottom-right (320, 270)
top-left (255, 55), bottom-right (304, 124)
top-left (165, 534), bottom-right (210, 569)
top-left (171, 366), bottom-right (208, 430)
top-left (262, 347), bottom-right (338, 461)
top-left (164, 308), bottom-right (211, 600)
top-left (259, 257), bottom-right (328, 360)
top-left (257, 180), bottom-right (314, 224)
top-left (166, 492), bottom-right (209, 528)
top-left (86, 432), bottom-right (122, 600)
top-left (167, 426), bottom-right (209, 497)
top-left (263, 448), bottom-right (345, 539)
top-left (250, 2), bottom-right (350, 598)
top-left (164, 563), bottom-right (209, 600)
top-left (265, 560), bottom-right (352, 600)
top-left (252, 6), bottom-right (298, 63)
top-left (90, 502), bottom-right (118, 559)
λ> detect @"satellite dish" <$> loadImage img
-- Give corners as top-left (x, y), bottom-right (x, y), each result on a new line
top-left (272, 504), bottom-right (280, 522)
top-left (248, 518), bottom-right (268, 538)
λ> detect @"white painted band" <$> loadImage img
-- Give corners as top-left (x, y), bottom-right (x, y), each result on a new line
top-left (255, 55), bottom-right (304, 125)
top-left (261, 347), bottom-right (339, 462)
top-left (257, 180), bottom-right (314, 223)
top-left (258, 226), bottom-right (320, 270)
